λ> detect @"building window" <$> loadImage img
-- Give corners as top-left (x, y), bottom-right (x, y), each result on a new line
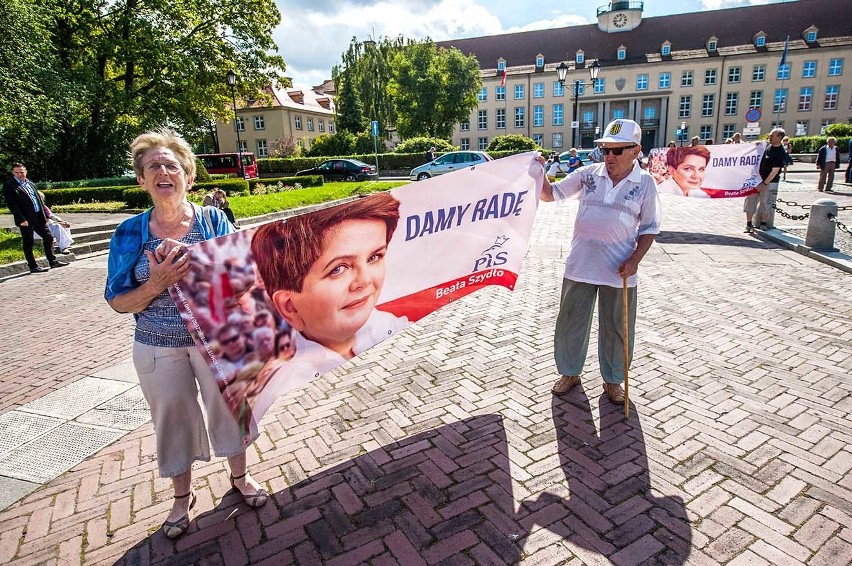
top-left (798, 87), bottom-right (813, 111)
top-left (636, 74), bottom-right (648, 90)
top-left (661, 43), bottom-right (671, 56)
top-left (708, 39), bottom-right (718, 51)
top-left (253, 115), bottom-right (265, 130)
top-left (235, 117), bottom-right (245, 132)
top-left (594, 78), bottom-right (605, 94)
top-left (238, 140), bottom-right (247, 152)
top-left (497, 61), bottom-right (505, 71)
top-left (704, 69), bottom-right (717, 86)
top-left (532, 133), bottom-right (543, 146)
top-left (496, 108), bottom-right (506, 129)
top-left (496, 85), bottom-right (506, 101)
top-left (828, 58), bottom-right (843, 76)
top-left (725, 93), bottom-right (738, 116)
top-left (552, 133), bottom-right (563, 148)
top-left (328, 121), bottom-right (335, 133)
top-left (728, 67), bottom-right (741, 84)
top-left (553, 81), bottom-right (564, 97)
top-left (723, 124), bottom-right (735, 139)
top-left (643, 106), bottom-right (656, 120)
top-left (533, 105), bottom-right (544, 127)
top-left (777, 63), bottom-right (791, 81)
top-left (576, 51), bottom-right (584, 64)
top-left (750, 90), bottom-right (763, 109)
top-left (756, 35), bottom-right (766, 47)
top-left (795, 121), bottom-right (808, 136)
top-left (773, 89), bottom-right (788, 113)
top-left (700, 125), bottom-right (712, 139)
top-left (460, 138), bottom-right (470, 150)
top-left (583, 110), bottom-right (594, 124)
top-left (536, 56), bottom-right (544, 68)
top-left (681, 71), bottom-right (693, 87)
top-left (679, 95), bottom-right (691, 118)
top-left (612, 108), bottom-right (625, 119)
top-left (514, 107), bottom-right (525, 128)
top-left (802, 61), bottom-right (816, 78)
top-left (753, 64), bottom-right (766, 81)
top-left (293, 116), bottom-right (301, 130)
top-left (478, 137), bottom-right (488, 150)
top-left (533, 82), bottom-right (544, 98)
top-left (806, 30), bottom-right (817, 43)
top-left (478, 110), bottom-right (487, 129)
top-left (319, 120), bottom-right (325, 132)
top-left (460, 121), bottom-right (470, 131)
top-left (256, 139), bottom-right (267, 157)
top-left (702, 94), bottom-right (715, 117)
top-left (824, 85), bottom-right (839, 110)
top-left (617, 48), bottom-right (626, 60)
top-left (575, 82), bottom-right (585, 96)
top-left (659, 72), bottom-right (671, 89)
top-left (478, 87), bottom-right (487, 102)
top-left (307, 118), bottom-right (314, 131)
top-left (553, 104), bottom-right (564, 126)
top-left (514, 84), bottom-right (525, 100)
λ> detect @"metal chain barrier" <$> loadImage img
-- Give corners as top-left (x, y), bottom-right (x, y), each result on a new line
top-left (829, 214), bottom-right (852, 237)
top-left (772, 203), bottom-right (809, 221)
top-left (775, 197), bottom-right (812, 210)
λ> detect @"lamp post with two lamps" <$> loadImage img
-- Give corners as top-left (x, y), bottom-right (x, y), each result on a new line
top-left (557, 60), bottom-right (601, 149)
top-left (226, 69), bottom-right (245, 179)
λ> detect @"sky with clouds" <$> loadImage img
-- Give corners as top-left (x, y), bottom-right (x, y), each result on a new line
top-left (271, 0), bottom-right (778, 88)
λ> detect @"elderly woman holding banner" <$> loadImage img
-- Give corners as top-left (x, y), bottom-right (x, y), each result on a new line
top-left (104, 129), bottom-right (267, 539)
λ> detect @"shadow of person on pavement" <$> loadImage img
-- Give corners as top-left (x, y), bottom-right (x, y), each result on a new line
top-left (116, 411), bottom-right (691, 565)
top-left (656, 231), bottom-right (772, 248)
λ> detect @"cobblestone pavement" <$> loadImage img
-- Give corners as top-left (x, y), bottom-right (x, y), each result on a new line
top-left (0, 181), bottom-right (851, 565)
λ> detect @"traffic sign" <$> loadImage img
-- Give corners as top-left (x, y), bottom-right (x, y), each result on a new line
top-left (745, 108), bottom-right (761, 122)
top-left (371, 120), bottom-right (379, 137)
top-left (743, 126), bottom-right (761, 136)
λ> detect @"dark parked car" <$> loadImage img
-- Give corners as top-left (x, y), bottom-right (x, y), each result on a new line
top-left (296, 159), bottom-right (378, 182)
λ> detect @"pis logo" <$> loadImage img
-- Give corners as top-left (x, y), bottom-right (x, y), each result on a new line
top-left (473, 235), bottom-right (509, 271)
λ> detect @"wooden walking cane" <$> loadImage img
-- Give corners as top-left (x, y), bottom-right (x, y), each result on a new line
top-left (622, 277), bottom-right (630, 418)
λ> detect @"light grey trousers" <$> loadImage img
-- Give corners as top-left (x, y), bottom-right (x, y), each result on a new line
top-left (554, 278), bottom-right (637, 384)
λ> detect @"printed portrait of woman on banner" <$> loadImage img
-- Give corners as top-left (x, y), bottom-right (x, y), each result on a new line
top-left (649, 142), bottom-right (765, 198)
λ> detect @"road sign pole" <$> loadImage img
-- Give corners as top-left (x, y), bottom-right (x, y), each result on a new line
top-left (371, 120), bottom-right (380, 176)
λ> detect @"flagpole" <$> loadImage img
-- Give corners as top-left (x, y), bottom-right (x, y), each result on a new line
top-left (776, 35), bottom-right (789, 124)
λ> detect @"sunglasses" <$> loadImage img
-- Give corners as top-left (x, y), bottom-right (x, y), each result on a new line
top-left (602, 145), bottom-right (637, 156)
top-left (220, 334), bottom-right (241, 346)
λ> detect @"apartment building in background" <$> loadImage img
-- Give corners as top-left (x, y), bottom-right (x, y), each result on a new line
top-left (439, 0), bottom-right (851, 151)
top-left (216, 80), bottom-right (336, 157)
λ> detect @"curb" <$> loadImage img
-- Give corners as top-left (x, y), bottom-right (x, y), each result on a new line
top-left (760, 227), bottom-right (852, 274)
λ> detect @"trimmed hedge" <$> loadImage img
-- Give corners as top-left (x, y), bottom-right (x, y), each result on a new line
top-left (122, 179), bottom-right (251, 208)
top-left (788, 135), bottom-right (850, 154)
top-left (42, 186), bottom-right (129, 205)
top-left (248, 175), bottom-right (323, 193)
top-left (258, 150), bottom-right (519, 175)
top-left (36, 176), bottom-right (138, 190)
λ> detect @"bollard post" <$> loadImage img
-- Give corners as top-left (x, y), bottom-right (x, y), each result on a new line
top-left (804, 199), bottom-right (838, 251)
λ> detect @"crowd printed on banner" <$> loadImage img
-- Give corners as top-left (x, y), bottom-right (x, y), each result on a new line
top-left (648, 142), bottom-right (767, 198)
top-left (169, 153), bottom-right (544, 440)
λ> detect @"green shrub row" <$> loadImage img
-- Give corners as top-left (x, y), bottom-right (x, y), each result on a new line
top-left (258, 150), bottom-right (519, 175)
top-left (248, 175), bottom-right (323, 191)
top-left (119, 177), bottom-right (324, 209)
top-left (42, 186), bottom-right (129, 205)
top-left (36, 176), bottom-right (138, 190)
top-left (788, 136), bottom-right (850, 154)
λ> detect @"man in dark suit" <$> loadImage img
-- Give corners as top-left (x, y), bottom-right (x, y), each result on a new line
top-left (816, 137), bottom-right (841, 192)
top-left (3, 163), bottom-right (68, 273)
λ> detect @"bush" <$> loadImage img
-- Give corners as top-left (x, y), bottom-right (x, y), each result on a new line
top-left (41, 186), bottom-right (129, 205)
top-left (307, 132), bottom-right (356, 156)
top-left (488, 134), bottom-right (543, 153)
top-left (248, 175), bottom-right (323, 193)
top-left (122, 188), bottom-right (152, 209)
top-left (36, 176), bottom-right (137, 190)
top-left (194, 158), bottom-right (212, 182)
top-left (825, 123), bottom-right (852, 138)
top-left (393, 137), bottom-right (455, 154)
top-left (789, 136), bottom-right (851, 153)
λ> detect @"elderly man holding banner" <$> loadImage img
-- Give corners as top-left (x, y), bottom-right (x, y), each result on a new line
top-left (541, 119), bottom-right (661, 404)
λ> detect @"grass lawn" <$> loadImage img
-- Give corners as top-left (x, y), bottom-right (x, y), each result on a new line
top-left (0, 180), bottom-right (409, 265)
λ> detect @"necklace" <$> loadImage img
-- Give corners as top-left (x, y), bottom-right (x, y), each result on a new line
top-left (154, 205), bottom-right (190, 239)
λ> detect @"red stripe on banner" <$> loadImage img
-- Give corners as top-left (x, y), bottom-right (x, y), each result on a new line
top-left (700, 186), bottom-right (760, 198)
top-left (377, 269), bottom-right (518, 322)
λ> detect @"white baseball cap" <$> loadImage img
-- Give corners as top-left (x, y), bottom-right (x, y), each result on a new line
top-left (595, 119), bottom-right (642, 145)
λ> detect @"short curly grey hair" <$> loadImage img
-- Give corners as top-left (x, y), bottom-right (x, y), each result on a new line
top-left (129, 128), bottom-right (197, 179)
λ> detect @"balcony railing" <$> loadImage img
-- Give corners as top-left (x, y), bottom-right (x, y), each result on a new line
top-left (597, 1), bottom-right (643, 16)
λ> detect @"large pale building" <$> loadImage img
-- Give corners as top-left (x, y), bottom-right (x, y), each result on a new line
top-left (439, 0), bottom-right (851, 151)
top-left (217, 81), bottom-right (336, 157)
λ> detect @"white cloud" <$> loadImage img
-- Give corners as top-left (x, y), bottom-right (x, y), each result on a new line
top-left (701, 0), bottom-right (771, 9)
top-left (273, 0), bottom-right (589, 87)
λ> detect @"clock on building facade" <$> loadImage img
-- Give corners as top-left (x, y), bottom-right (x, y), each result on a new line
top-left (613, 13), bottom-right (628, 28)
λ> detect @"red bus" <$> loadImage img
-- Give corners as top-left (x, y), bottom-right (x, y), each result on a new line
top-left (197, 153), bottom-right (258, 179)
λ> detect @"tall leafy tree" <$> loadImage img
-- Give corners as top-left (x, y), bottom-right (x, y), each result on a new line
top-left (334, 73), bottom-right (364, 134)
top-left (3, 0), bottom-right (286, 180)
top-left (388, 42), bottom-right (480, 139)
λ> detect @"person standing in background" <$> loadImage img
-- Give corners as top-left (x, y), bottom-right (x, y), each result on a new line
top-left (743, 128), bottom-right (786, 233)
top-left (425, 146), bottom-right (436, 163)
top-left (816, 137), bottom-right (840, 192)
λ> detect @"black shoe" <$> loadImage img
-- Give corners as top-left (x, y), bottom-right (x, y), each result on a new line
top-left (759, 223), bottom-right (768, 230)
top-left (29, 266), bottom-right (49, 274)
top-left (744, 223), bottom-right (754, 234)
top-left (49, 260), bottom-right (69, 268)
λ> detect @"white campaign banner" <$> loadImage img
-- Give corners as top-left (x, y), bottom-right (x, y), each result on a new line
top-left (648, 142), bottom-right (767, 198)
top-left (169, 152), bottom-right (544, 439)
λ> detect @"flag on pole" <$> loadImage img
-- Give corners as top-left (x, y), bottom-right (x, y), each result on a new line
top-left (779, 35), bottom-right (789, 68)
top-left (500, 69), bottom-right (507, 86)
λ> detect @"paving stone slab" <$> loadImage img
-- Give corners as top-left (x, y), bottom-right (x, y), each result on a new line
top-left (0, 410), bottom-right (64, 459)
top-left (90, 359), bottom-right (139, 384)
top-left (0, 477), bottom-right (40, 510)
top-left (18, 376), bottom-right (134, 420)
top-left (76, 386), bottom-right (151, 431)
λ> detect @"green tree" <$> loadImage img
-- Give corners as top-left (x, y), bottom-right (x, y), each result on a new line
top-left (394, 137), bottom-right (456, 154)
top-left (488, 135), bottom-right (542, 152)
top-left (387, 41), bottom-right (480, 139)
top-left (306, 133), bottom-right (356, 157)
top-left (334, 74), bottom-right (364, 134)
top-left (3, 0), bottom-right (286, 181)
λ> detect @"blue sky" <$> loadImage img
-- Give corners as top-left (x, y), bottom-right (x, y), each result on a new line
top-left (271, 0), bottom-right (781, 88)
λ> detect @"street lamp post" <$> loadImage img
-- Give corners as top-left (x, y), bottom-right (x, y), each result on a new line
top-left (226, 69), bottom-right (245, 179)
top-left (679, 121), bottom-right (686, 147)
top-left (558, 61), bottom-right (601, 149)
